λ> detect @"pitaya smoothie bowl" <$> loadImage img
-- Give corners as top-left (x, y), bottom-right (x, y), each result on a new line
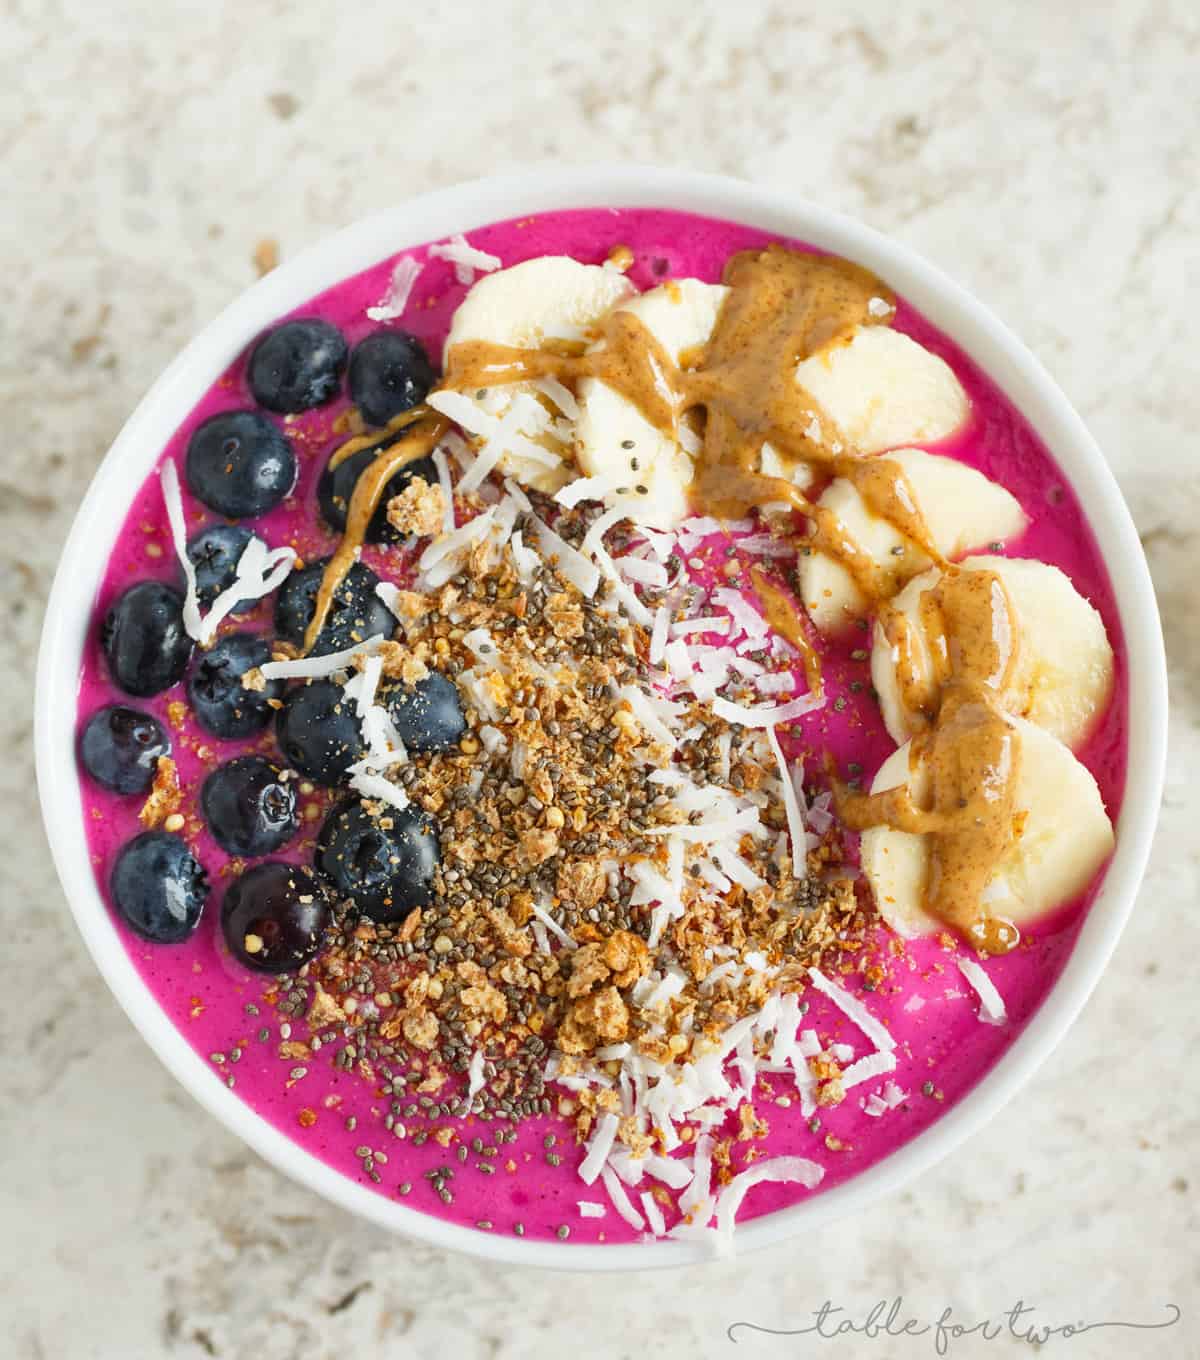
top-left (35, 170), bottom-right (1165, 1268)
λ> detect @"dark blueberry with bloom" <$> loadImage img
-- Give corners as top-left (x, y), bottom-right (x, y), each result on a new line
top-left (316, 796), bottom-right (439, 922)
top-left (221, 861), bottom-right (330, 972)
top-left (248, 318), bottom-right (348, 413)
top-left (187, 632), bottom-right (281, 739)
top-left (383, 672), bottom-right (465, 753)
top-left (348, 331), bottom-right (436, 427)
top-left (186, 524), bottom-right (256, 611)
top-left (275, 679), bottom-right (366, 785)
top-left (185, 410), bottom-right (296, 518)
top-left (201, 756), bottom-right (298, 857)
top-left (101, 580), bottom-right (193, 697)
top-left (111, 831), bottom-right (207, 943)
top-left (273, 558), bottom-right (396, 657)
top-left (79, 705), bottom-right (170, 794)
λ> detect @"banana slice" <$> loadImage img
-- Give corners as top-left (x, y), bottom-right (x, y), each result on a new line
top-left (794, 326), bottom-right (969, 454)
top-left (574, 279), bottom-right (727, 530)
top-left (861, 715), bottom-right (1114, 939)
top-left (443, 257), bottom-right (635, 492)
top-left (445, 256), bottom-right (635, 353)
top-left (872, 555), bottom-right (1114, 750)
top-left (796, 449), bottom-right (1027, 634)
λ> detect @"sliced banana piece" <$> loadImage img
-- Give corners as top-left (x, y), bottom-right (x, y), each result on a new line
top-left (794, 325), bottom-right (969, 454)
top-left (797, 448), bottom-right (1027, 634)
top-left (574, 279), bottom-right (727, 530)
top-left (861, 715), bottom-right (1114, 939)
top-left (445, 256), bottom-right (635, 353)
top-left (443, 257), bottom-right (635, 492)
top-left (872, 555), bottom-right (1114, 750)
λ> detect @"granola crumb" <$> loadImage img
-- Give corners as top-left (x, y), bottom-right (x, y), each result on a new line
top-left (386, 476), bottom-right (446, 539)
top-left (138, 756), bottom-right (181, 829)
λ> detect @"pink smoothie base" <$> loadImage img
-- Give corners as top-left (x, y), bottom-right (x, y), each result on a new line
top-left (76, 208), bottom-right (1127, 1245)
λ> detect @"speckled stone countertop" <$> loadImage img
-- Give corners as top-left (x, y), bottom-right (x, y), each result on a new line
top-left (3, 2), bottom-right (1197, 1357)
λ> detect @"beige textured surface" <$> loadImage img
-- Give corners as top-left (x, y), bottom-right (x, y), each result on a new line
top-left (3, 2), bottom-right (1198, 1357)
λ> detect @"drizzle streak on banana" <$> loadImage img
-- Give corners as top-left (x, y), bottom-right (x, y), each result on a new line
top-left (837, 568), bottom-right (1022, 953)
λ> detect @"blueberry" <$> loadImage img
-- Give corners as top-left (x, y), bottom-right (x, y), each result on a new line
top-left (111, 831), bottom-right (207, 943)
top-left (316, 797), bottom-right (439, 922)
top-left (201, 755), bottom-right (298, 857)
top-left (275, 679), bottom-right (365, 785)
top-left (186, 410), bottom-right (296, 518)
top-left (79, 705), bottom-right (171, 794)
top-left (384, 672), bottom-right (465, 753)
top-left (317, 443), bottom-right (438, 544)
top-left (273, 558), bottom-right (396, 656)
top-left (348, 331), bottom-right (436, 427)
top-left (101, 580), bottom-right (194, 697)
top-left (187, 632), bottom-right (282, 739)
top-left (248, 318), bottom-right (348, 414)
top-left (186, 524), bottom-right (257, 612)
top-left (221, 861), bottom-right (330, 972)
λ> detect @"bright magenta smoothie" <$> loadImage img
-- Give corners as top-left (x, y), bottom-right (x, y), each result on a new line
top-left (75, 209), bottom-right (1126, 1244)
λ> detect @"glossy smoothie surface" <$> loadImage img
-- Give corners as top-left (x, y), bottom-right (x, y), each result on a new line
top-left (76, 208), bottom-right (1127, 1244)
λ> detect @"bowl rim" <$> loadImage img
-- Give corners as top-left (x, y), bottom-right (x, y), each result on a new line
top-left (35, 164), bottom-right (1167, 1271)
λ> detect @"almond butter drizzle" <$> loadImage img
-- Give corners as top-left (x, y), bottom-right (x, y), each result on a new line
top-left (307, 243), bottom-right (1022, 950)
top-left (300, 411), bottom-right (446, 655)
top-left (834, 568), bottom-right (1021, 952)
top-left (749, 566), bottom-right (822, 693)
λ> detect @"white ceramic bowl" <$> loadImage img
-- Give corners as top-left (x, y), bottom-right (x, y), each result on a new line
top-left (35, 166), bottom-right (1167, 1270)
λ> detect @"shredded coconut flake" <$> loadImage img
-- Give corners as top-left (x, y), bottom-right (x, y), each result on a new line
top-left (466, 1049), bottom-right (486, 1103)
top-left (529, 900), bottom-right (577, 951)
top-left (649, 607), bottom-right (670, 667)
top-left (578, 1111), bottom-right (619, 1185)
top-left (671, 615), bottom-right (730, 637)
top-left (640, 1191), bottom-right (666, 1236)
top-left (577, 1200), bottom-right (606, 1219)
top-left (159, 460), bottom-right (203, 639)
top-left (736, 533), bottom-right (793, 558)
top-left (427, 232), bottom-right (501, 284)
top-left (711, 691), bottom-right (826, 729)
top-left (601, 1165), bottom-right (646, 1231)
top-left (347, 769), bottom-right (409, 811)
top-left (554, 473), bottom-right (616, 510)
top-left (957, 956), bottom-right (1008, 1025)
top-left (714, 1156), bottom-right (824, 1254)
top-left (765, 727), bottom-right (806, 880)
top-left (366, 255), bottom-right (421, 321)
top-left (260, 634), bottom-right (387, 681)
top-left (581, 504), bottom-right (626, 558)
top-left (533, 375), bottom-right (580, 420)
top-left (841, 1049), bottom-right (898, 1090)
top-left (713, 587), bottom-right (769, 641)
top-left (755, 671), bottom-right (796, 696)
top-left (616, 555), bottom-right (668, 588)
top-left (807, 968), bottom-right (896, 1052)
top-left (529, 516), bottom-right (600, 598)
top-left (431, 447), bottom-right (456, 534)
top-left (620, 684), bottom-right (678, 749)
top-left (198, 537), bottom-right (296, 644)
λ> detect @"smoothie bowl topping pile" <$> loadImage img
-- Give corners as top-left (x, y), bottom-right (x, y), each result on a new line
top-left (77, 214), bottom-right (1120, 1249)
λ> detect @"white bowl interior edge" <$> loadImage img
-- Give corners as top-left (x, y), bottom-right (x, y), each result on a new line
top-left (35, 166), bottom-right (1168, 1272)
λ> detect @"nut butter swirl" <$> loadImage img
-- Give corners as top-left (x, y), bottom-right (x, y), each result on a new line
top-left (309, 243), bottom-right (1021, 952)
top-left (835, 568), bottom-right (1022, 953)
